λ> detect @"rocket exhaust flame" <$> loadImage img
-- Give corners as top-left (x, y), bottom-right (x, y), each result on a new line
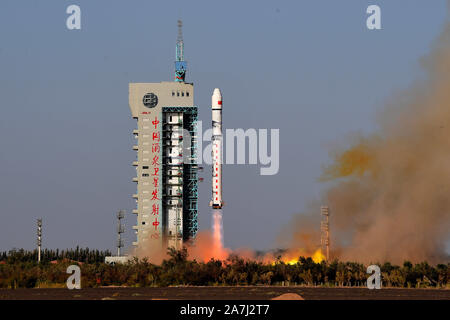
top-left (212, 209), bottom-right (224, 253)
top-left (210, 209), bottom-right (228, 260)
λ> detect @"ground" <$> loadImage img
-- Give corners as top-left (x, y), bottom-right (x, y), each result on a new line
top-left (0, 287), bottom-right (448, 300)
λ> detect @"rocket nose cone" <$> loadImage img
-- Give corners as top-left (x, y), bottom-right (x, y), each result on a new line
top-left (213, 88), bottom-right (222, 98)
top-left (212, 88), bottom-right (223, 109)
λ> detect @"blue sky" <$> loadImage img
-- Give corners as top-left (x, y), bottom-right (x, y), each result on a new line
top-left (0, 0), bottom-right (447, 252)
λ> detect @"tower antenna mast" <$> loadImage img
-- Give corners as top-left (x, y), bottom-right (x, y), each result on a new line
top-left (174, 20), bottom-right (187, 82)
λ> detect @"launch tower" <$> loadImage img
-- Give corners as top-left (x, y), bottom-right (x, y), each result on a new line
top-left (128, 21), bottom-right (198, 251)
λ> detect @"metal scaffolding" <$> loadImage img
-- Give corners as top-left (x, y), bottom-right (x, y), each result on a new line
top-left (162, 106), bottom-right (198, 244)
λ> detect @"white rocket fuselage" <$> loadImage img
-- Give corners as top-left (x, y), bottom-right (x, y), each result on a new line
top-left (210, 88), bottom-right (224, 209)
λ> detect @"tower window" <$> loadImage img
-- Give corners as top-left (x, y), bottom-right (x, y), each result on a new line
top-left (186, 92), bottom-right (189, 97)
top-left (143, 166), bottom-right (149, 169)
top-left (181, 91), bottom-right (184, 97)
top-left (177, 91), bottom-right (180, 97)
top-left (172, 91), bottom-right (175, 96)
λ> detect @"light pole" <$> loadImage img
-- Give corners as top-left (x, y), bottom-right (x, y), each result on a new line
top-left (117, 210), bottom-right (125, 256)
top-left (37, 218), bottom-right (42, 263)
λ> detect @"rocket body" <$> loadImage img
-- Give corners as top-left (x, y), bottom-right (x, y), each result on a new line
top-left (210, 88), bottom-right (224, 209)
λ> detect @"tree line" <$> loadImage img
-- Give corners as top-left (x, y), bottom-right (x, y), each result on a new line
top-left (0, 247), bottom-right (448, 288)
top-left (0, 247), bottom-right (111, 264)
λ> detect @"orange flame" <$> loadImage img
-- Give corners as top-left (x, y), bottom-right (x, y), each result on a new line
top-left (311, 248), bottom-right (326, 263)
top-left (271, 248), bottom-right (326, 265)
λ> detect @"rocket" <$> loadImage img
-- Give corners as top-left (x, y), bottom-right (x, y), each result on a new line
top-left (209, 88), bottom-right (224, 209)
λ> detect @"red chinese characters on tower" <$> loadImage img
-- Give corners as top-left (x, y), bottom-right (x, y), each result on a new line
top-left (152, 155), bottom-right (159, 166)
top-left (152, 132), bottom-right (160, 142)
top-left (152, 117), bottom-right (160, 129)
top-left (152, 143), bottom-right (160, 153)
top-left (151, 203), bottom-right (159, 216)
top-left (152, 217), bottom-right (160, 230)
top-left (149, 115), bottom-right (161, 241)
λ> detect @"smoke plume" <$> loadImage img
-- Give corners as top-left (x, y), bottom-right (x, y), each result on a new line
top-left (283, 12), bottom-right (450, 264)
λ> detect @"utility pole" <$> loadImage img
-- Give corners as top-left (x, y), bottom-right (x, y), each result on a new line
top-left (37, 218), bottom-right (42, 263)
top-left (117, 210), bottom-right (125, 256)
top-left (320, 206), bottom-right (330, 261)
